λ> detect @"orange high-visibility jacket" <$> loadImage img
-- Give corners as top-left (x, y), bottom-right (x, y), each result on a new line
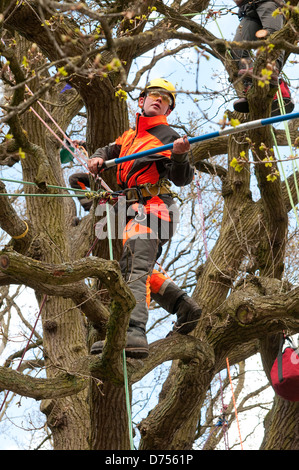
top-left (91, 113), bottom-right (194, 189)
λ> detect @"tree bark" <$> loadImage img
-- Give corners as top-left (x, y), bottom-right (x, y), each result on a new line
top-left (1, 0), bottom-right (299, 451)
top-left (261, 397), bottom-right (299, 450)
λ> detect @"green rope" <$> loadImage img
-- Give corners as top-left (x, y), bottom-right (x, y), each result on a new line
top-left (271, 127), bottom-right (299, 226)
top-left (122, 349), bottom-right (134, 450)
top-left (214, 17), bottom-right (225, 40)
top-left (0, 177), bottom-right (124, 202)
top-left (0, 176), bottom-right (89, 193)
top-left (276, 86), bottom-right (299, 194)
top-left (105, 201), bottom-right (134, 450)
top-left (270, 87), bottom-right (299, 226)
top-left (0, 193), bottom-right (90, 198)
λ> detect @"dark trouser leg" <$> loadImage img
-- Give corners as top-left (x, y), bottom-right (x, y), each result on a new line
top-left (231, 16), bottom-right (261, 71)
top-left (119, 232), bottom-right (160, 358)
top-left (232, 3), bottom-right (286, 114)
top-left (151, 280), bottom-right (202, 335)
top-left (256, 1), bottom-right (285, 71)
top-left (91, 218), bottom-right (160, 359)
top-left (231, 17), bottom-right (259, 113)
top-left (231, 2), bottom-right (284, 71)
top-left (91, 196), bottom-right (178, 358)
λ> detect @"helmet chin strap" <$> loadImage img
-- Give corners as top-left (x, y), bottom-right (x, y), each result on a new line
top-left (139, 98), bottom-right (147, 116)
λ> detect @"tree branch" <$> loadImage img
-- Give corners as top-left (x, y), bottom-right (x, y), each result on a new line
top-left (215, 277), bottom-right (299, 350)
top-left (0, 334), bottom-right (212, 397)
top-left (128, 334), bottom-right (213, 384)
top-left (0, 181), bottom-right (33, 253)
top-left (0, 366), bottom-right (88, 399)
top-left (0, 249), bottom-right (135, 329)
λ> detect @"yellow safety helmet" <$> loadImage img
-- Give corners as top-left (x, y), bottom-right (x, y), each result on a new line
top-left (140, 78), bottom-right (176, 109)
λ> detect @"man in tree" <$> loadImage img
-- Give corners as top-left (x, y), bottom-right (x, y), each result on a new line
top-left (232, 0), bottom-right (294, 115)
top-left (88, 78), bottom-right (202, 359)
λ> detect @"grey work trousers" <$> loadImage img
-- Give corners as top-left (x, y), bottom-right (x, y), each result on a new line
top-left (231, 0), bottom-right (285, 72)
top-left (119, 195), bottom-right (179, 333)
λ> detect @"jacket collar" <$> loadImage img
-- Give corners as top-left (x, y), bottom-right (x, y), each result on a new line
top-left (135, 112), bottom-right (168, 132)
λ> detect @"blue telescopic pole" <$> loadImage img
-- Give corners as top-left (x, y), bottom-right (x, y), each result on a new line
top-left (103, 111), bottom-right (299, 169)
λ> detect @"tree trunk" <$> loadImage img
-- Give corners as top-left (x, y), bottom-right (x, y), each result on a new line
top-left (261, 397), bottom-right (299, 450)
top-left (82, 81), bottom-right (131, 449)
top-left (21, 75), bottom-right (90, 449)
top-left (89, 380), bottom-right (131, 450)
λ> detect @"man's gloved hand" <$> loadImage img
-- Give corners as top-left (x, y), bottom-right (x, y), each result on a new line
top-left (88, 157), bottom-right (104, 175)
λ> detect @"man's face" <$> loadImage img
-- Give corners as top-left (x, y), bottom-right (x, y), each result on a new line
top-left (139, 89), bottom-right (173, 116)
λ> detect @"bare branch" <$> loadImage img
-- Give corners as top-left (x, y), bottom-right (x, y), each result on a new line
top-left (0, 365), bottom-right (88, 398)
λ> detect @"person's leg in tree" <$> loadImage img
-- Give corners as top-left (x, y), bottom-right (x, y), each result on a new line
top-left (231, 13), bottom-right (261, 113)
top-left (91, 204), bottom-right (161, 359)
top-left (69, 172), bottom-right (93, 211)
top-left (150, 269), bottom-right (202, 335)
top-left (256, 0), bottom-right (285, 72)
top-left (231, 13), bottom-right (261, 73)
top-left (91, 195), bottom-right (201, 358)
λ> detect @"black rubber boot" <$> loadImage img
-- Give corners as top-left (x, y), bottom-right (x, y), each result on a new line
top-left (90, 326), bottom-right (149, 358)
top-left (271, 96), bottom-right (294, 117)
top-left (151, 282), bottom-right (202, 335)
top-left (90, 340), bottom-right (105, 355)
top-left (172, 294), bottom-right (202, 335)
top-left (123, 326), bottom-right (149, 358)
top-left (234, 92), bottom-right (295, 116)
top-left (233, 97), bottom-right (249, 114)
top-left (233, 81), bottom-right (251, 114)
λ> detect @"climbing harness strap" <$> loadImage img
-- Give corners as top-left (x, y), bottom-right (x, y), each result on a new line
top-left (125, 179), bottom-right (171, 201)
top-left (124, 179), bottom-right (181, 204)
